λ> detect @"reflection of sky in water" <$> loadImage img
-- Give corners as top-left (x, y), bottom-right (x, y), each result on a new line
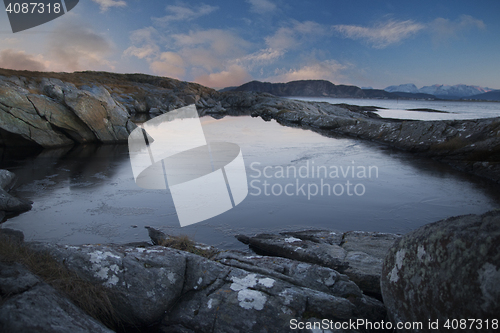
top-left (2, 116), bottom-right (500, 250)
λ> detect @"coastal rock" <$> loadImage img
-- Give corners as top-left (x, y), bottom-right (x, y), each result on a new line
top-left (381, 211), bottom-right (500, 330)
top-left (0, 81), bottom-right (75, 147)
top-left (237, 230), bottom-right (401, 296)
top-left (0, 262), bottom-right (114, 333)
top-left (0, 74), bottom-right (137, 147)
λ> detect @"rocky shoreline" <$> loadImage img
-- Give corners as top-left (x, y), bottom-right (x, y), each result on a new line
top-left (1, 69), bottom-right (499, 183)
top-left (1, 210), bottom-right (499, 333)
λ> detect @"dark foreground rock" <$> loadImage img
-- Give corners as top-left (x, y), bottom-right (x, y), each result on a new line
top-left (381, 211), bottom-right (500, 332)
top-left (0, 169), bottom-right (31, 218)
top-left (0, 261), bottom-right (113, 333)
top-left (237, 230), bottom-right (400, 297)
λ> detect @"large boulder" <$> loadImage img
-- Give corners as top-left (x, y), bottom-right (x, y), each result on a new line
top-left (381, 211), bottom-right (500, 331)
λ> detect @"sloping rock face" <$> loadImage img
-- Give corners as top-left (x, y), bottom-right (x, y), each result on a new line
top-left (0, 261), bottom-right (114, 333)
top-left (0, 75), bottom-right (136, 147)
top-left (381, 211), bottom-right (500, 332)
top-left (0, 69), bottom-right (223, 148)
top-left (237, 230), bottom-right (400, 297)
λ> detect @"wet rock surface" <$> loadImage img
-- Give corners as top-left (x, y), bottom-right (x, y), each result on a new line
top-left (381, 211), bottom-right (500, 332)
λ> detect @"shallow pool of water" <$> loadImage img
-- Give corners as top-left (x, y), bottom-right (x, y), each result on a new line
top-left (2, 116), bottom-right (500, 250)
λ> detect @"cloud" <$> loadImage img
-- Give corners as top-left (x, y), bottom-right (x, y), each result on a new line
top-left (0, 49), bottom-right (47, 71)
top-left (150, 52), bottom-right (185, 79)
top-left (195, 65), bottom-right (251, 88)
top-left (246, 0), bottom-right (276, 14)
top-left (91, 0), bottom-right (127, 12)
top-left (234, 48), bottom-right (284, 69)
top-left (333, 19), bottom-right (425, 48)
top-left (429, 15), bottom-right (486, 43)
top-left (265, 21), bottom-right (328, 51)
top-left (126, 27), bottom-right (251, 81)
top-left (124, 27), bottom-right (160, 60)
top-left (46, 21), bottom-right (115, 71)
top-left (266, 60), bottom-right (349, 83)
top-left (169, 29), bottom-right (251, 72)
top-left (153, 4), bottom-right (218, 25)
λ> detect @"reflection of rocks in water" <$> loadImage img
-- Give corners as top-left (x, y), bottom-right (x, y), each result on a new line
top-left (62, 145), bottom-right (130, 189)
top-left (4, 144), bottom-right (130, 197)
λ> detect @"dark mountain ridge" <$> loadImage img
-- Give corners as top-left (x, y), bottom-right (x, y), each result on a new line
top-left (230, 80), bottom-right (436, 100)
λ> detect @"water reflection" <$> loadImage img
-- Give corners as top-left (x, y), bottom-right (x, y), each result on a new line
top-left (1, 114), bottom-right (499, 249)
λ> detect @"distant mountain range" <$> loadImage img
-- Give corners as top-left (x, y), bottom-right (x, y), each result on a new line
top-left (223, 80), bottom-right (499, 101)
top-left (385, 83), bottom-right (496, 99)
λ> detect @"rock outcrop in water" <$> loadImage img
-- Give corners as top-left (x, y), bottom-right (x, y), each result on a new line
top-left (234, 95), bottom-right (500, 182)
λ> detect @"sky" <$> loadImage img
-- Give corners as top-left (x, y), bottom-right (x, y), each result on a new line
top-left (0, 0), bottom-right (499, 89)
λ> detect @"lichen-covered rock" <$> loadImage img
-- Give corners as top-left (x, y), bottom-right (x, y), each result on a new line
top-left (28, 243), bottom-right (187, 326)
top-left (381, 211), bottom-right (500, 331)
top-left (0, 262), bottom-right (114, 333)
top-left (237, 230), bottom-right (400, 296)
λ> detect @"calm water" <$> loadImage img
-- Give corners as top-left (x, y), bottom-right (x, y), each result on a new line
top-left (2, 116), bottom-right (500, 250)
top-left (291, 97), bottom-right (500, 120)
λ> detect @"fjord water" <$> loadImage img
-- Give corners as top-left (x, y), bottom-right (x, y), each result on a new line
top-left (2, 116), bottom-right (500, 250)
top-left (292, 97), bottom-right (500, 120)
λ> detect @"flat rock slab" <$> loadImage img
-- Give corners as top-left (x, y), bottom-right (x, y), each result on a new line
top-left (237, 230), bottom-right (401, 296)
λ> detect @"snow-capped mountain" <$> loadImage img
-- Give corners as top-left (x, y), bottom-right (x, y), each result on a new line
top-left (418, 84), bottom-right (493, 98)
top-left (384, 83), bottom-right (494, 98)
top-left (384, 84), bottom-right (419, 94)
